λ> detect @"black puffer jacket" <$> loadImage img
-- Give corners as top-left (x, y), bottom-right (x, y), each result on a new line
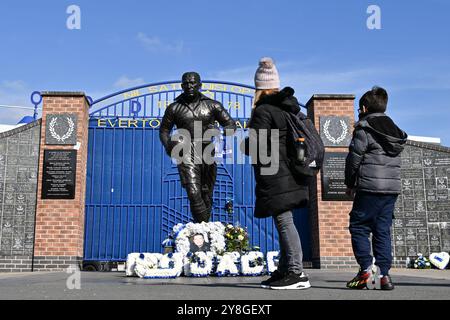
top-left (244, 87), bottom-right (310, 218)
top-left (345, 113), bottom-right (408, 194)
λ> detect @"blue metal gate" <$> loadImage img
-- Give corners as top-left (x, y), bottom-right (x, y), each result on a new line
top-left (83, 81), bottom-right (311, 262)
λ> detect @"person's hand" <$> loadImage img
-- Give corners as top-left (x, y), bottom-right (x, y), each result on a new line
top-left (346, 188), bottom-right (356, 198)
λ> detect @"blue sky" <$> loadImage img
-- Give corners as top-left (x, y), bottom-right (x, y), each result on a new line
top-left (1, 0), bottom-right (449, 144)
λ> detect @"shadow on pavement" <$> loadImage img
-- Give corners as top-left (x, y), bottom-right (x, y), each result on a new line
top-left (394, 282), bottom-right (450, 288)
top-left (325, 279), bottom-right (450, 288)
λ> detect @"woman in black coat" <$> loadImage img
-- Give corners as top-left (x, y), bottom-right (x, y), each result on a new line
top-left (243, 57), bottom-right (311, 290)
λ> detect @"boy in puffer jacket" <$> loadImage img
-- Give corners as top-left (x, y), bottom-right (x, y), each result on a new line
top-left (345, 86), bottom-right (408, 290)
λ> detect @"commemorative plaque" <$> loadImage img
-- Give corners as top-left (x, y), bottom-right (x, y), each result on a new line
top-left (0, 123), bottom-right (40, 257)
top-left (321, 152), bottom-right (353, 201)
top-left (320, 116), bottom-right (352, 147)
top-left (391, 144), bottom-right (450, 259)
top-left (42, 150), bottom-right (77, 199)
top-left (45, 114), bottom-right (78, 145)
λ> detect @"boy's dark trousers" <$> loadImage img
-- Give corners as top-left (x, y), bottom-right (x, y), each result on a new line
top-left (349, 191), bottom-right (398, 276)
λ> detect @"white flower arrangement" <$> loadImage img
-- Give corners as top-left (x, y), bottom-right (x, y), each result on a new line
top-left (172, 223), bottom-right (185, 236)
top-left (216, 252), bottom-right (241, 277)
top-left (156, 252), bottom-right (184, 278)
top-left (126, 223), bottom-right (282, 279)
top-left (127, 250), bottom-right (282, 278)
top-left (125, 253), bottom-right (140, 277)
top-left (134, 253), bottom-right (163, 278)
top-left (241, 251), bottom-right (266, 276)
top-left (132, 253), bottom-right (184, 279)
top-left (175, 222), bottom-right (226, 256)
top-left (184, 252), bottom-right (214, 277)
top-left (266, 251), bottom-right (280, 274)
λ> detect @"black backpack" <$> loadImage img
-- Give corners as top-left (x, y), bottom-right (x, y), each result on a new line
top-left (283, 110), bottom-right (325, 177)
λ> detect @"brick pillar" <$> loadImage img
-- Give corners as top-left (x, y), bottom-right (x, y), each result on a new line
top-left (306, 94), bottom-right (359, 269)
top-left (33, 92), bottom-right (89, 271)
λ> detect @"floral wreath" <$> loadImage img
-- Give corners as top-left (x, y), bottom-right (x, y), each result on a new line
top-left (174, 222), bottom-right (226, 256)
top-left (323, 119), bottom-right (348, 144)
top-left (49, 116), bottom-right (75, 142)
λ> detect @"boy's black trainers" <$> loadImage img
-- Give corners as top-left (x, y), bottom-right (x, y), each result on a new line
top-left (380, 275), bottom-right (395, 290)
top-left (260, 270), bottom-right (285, 289)
top-left (346, 269), bottom-right (373, 289)
top-left (269, 271), bottom-right (311, 290)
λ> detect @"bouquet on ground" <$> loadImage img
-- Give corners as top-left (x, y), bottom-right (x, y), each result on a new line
top-left (413, 253), bottom-right (431, 269)
top-left (224, 224), bottom-right (250, 253)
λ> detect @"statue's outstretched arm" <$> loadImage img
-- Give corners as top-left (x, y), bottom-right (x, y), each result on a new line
top-left (159, 105), bottom-right (175, 155)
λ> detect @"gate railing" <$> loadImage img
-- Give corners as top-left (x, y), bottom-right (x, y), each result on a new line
top-left (89, 80), bottom-right (255, 121)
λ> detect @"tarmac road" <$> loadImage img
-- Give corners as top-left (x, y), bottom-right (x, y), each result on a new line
top-left (0, 268), bottom-right (449, 300)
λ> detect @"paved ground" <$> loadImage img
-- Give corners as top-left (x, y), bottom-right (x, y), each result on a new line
top-left (0, 269), bottom-right (449, 300)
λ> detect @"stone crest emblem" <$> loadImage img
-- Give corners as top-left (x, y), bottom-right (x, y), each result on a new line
top-left (45, 114), bottom-right (78, 145)
top-left (320, 116), bottom-right (352, 147)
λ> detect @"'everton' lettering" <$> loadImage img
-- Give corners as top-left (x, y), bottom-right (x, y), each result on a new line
top-left (95, 118), bottom-right (247, 129)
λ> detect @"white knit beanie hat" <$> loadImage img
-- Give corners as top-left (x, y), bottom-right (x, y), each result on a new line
top-left (254, 57), bottom-right (280, 90)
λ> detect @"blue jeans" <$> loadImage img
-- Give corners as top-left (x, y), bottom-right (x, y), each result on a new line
top-left (349, 192), bottom-right (398, 275)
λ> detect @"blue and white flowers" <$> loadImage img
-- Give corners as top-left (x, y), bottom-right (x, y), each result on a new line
top-left (241, 251), bottom-right (266, 276)
top-left (126, 223), bottom-right (282, 279)
top-left (184, 252), bottom-right (215, 277)
top-left (125, 253), bottom-right (140, 277)
top-left (128, 253), bottom-right (183, 278)
top-left (216, 252), bottom-right (241, 277)
top-left (158, 252), bottom-right (184, 277)
top-left (134, 253), bottom-right (162, 278)
top-left (266, 251), bottom-right (280, 274)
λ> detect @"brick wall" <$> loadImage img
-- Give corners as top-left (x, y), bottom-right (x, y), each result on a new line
top-left (33, 92), bottom-right (89, 271)
top-left (307, 95), bottom-right (358, 268)
top-left (0, 256), bottom-right (33, 272)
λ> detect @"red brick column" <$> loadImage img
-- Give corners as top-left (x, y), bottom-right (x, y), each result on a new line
top-left (33, 92), bottom-right (89, 271)
top-left (306, 94), bottom-right (359, 269)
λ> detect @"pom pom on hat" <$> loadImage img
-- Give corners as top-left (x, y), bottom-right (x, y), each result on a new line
top-left (254, 57), bottom-right (280, 90)
top-left (259, 57), bottom-right (275, 68)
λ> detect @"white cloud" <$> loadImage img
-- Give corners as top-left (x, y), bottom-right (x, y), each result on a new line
top-left (208, 63), bottom-right (390, 102)
top-left (208, 58), bottom-right (450, 105)
top-left (210, 66), bottom-right (256, 85)
top-left (206, 60), bottom-right (316, 86)
top-left (0, 80), bottom-right (36, 124)
top-left (280, 67), bottom-right (391, 99)
top-left (137, 32), bottom-right (184, 54)
top-left (210, 60), bottom-right (450, 145)
top-left (1, 80), bottom-right (27, 91)
top-left (113, 75), bottom-right (146, 89)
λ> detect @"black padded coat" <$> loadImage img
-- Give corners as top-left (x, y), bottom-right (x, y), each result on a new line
top-left (244, 87), bottom-right (310, 218)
